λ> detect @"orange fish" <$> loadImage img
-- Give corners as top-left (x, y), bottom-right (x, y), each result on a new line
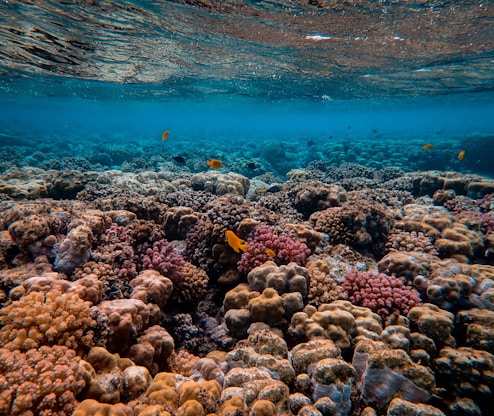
top-left (265, 248), bottom-right (276, 258)
top-left (225, 230), bottom-right (248, 253)
top-left (207, 159), bottom-right (223, 169)
top-left (457, 150), bottom-right (466, 160)
top-left (161, 130), bottom-right (170, 141)
top-left (422, 143), bottom-right (434, 150)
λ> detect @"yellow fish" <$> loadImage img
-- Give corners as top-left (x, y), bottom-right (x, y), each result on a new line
top-left (161, 130), bottom-right (170, 141)
top-left (225, 230), bottom-right (248, 253)
top-left (207, 159), bottom-right (223, 169)
top-left (457, 150), bottom-right (466, 160)
top-left (265, 248), bottom-right (276, 258)
top-left (422, 143), bottom-right (434, 150)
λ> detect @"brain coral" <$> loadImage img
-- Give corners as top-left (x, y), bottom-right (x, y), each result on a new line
top-left (342, 270), bottom-right (422, 320)
top-left (0, 345), bottom-right (88, 416)
top-left (0, 289), bottom-right (95, 352)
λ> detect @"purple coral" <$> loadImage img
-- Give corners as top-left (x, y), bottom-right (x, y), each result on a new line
top-left (138, 240), bottom-right (185, 284)
top-left (342, 270), bottom-right (422, 318)
top-left (237, 224), bottom-right (311, 273)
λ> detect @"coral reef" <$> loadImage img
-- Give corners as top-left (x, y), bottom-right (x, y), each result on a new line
top-left (0, 345), bottom-right (88, 416)
top-left (0, 289), bottom-right (95, 352)
top-left (342, 269), bottom-right (422, 320)
top-left (237, 224), bottom-right (311, 274)
top-left (1, 156), bottom-right (494, 416)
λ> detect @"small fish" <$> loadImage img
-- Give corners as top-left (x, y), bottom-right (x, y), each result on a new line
top-left (265, 248), bottom-right (276, 258)
top-left (172, 156), bottom-right (186, 164)
top-left (207, 159), bottom-right (223, 169)
top-left (246, 162), bottom-right (256, 170)
top-left (422, 143), bottom-right (434, 150)
top-left (306, 140), bottom-right (316, 147)
top-left (161, 130), bottom-right (170, 141)
top-left (457, 150), bottom-right (466, 160)
top-left (371, 129), bottom-right (378, 134)
top-left (225, 230), bottom-right (248, 253)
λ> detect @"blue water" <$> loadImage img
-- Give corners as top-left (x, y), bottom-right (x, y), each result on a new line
top-left (3, 89), bottom-right (494, 139)
top-left (2, 79), bottom-right (494, 177)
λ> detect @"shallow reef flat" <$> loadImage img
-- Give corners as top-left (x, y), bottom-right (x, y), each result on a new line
top-left (0, 162), bottom-right (493, 416)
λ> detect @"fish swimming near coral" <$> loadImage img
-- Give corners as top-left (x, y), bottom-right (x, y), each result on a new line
top-left (246, 162), bottom-right (256, 170)
top-left (265, 248), bottom-right (276, 257)
top-left (225, 230), bottom-right (248, 253)
top-left (457, 150), bottom-right (466, 160)
top-left (207, 159), bottom-right (223, 169)
top-left (161, 130), bottom-right (170, 141)
top-left (422, 143), bottom-right (434, 150)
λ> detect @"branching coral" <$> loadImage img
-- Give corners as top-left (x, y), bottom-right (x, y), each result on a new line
top-left (342, 270), bottom-right (422, 320)
top-left (238, 224), bottom-right (311, 274)
top-left (0, 289), bottom-right (95, 352)
top-left (0, 345), bottom-right (88, 416)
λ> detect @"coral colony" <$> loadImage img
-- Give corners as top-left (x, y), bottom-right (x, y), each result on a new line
top-left (0, 165), bottom-right (493, 416)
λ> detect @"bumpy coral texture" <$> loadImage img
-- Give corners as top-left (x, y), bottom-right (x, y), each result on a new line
top-left (238, 224), bottom-right (311, 273)
top-left (0, 289), bottom-right (95, 352)
top-left (310, 199), bottom-right (393, 257)
top-left (342, 270), bottom-right (422, 319)
top-left (0, 345), bottom-right (87, 416)
top-left (138, 240), bottom-right (185, 281)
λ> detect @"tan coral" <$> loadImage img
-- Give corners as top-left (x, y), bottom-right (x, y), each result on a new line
top-left (408, 304), bottom-right (455, 349)
top-left (306, 259), bottom-right (348, 306)
top-left (94, 298), bottom-right (159, 352)
top-left (284, 223), bottom-right (322, 251)
top-left (290, 339), bottom-right (341, 375)
top-left (434, 223), bottom-right (484, 260)
top-left (247, 261), bottom-right (311, 298)
top-left (191, 171), bottom-right (250, 197)
top-left (353, 339), bottom-right (436, 407)
top-left (226, 344), bottom-right (295, 385)
top-left (386, 398), bottom-right (446, 416)
top-left (0, 345), bottom-right (88, 416)
top-left (22, 272), bottom-right (104, 305)
top-left (128, 325), bottom-right (175, 375)
top-left (433, 346), bottom-right (494, 402)
top-left (456, 308), bottom-right (494, 354)
top-left (0, 289), bottom-right (95, 352)
top-left (177, 261), bottom-right (209, 304)
top-left (73, 399), bottom-right (134, 416)
top-left (79, 346), bottom-right (147, 403)
top-left (144, 373), bottom-right (179, 410)
top-left (248, 288), bottom-right (286, 326)
top-left (223, 283), bottom-right (260, 310)
top-left (249, 399), bottom-right (276, 416)
top-left (177, 399), bottom-right (205, 416)
top-left (163, 206), bottom-right (199, 240)
top-left (130, 269), bottom-right (173, 309)
top-left (288, 300), bottom-right (382, 350)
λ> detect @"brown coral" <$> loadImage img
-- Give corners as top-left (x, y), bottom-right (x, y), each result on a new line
top-left (0, 345), bottom-right (88, 416)
top-left (0, 289), bottom-right (95, 352)
top-left (94, 298), bottom-right (159, 353)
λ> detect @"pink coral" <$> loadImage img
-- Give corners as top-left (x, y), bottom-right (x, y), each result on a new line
top-left (342, 270), bottom-right (422, 319)
top-left (0, 345), bottom-right (88, 415)
top-left (237, 224), bottom-right (311, 273)
top-left (138, 240), bottom-right (185, 281)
